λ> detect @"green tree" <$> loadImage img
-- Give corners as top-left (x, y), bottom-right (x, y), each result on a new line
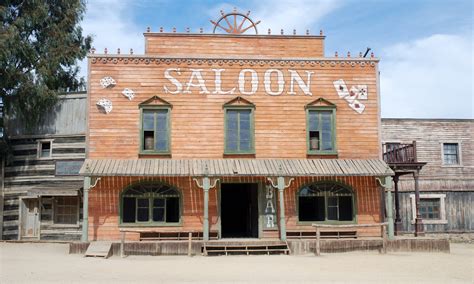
top-left (0, 0), bottom-right (92, 131)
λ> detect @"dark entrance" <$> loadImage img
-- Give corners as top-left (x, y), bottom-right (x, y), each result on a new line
top-left (221, 183), bottom-right (259, 238)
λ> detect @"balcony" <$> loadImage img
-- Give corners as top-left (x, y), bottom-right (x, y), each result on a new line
top-left (382, 142), bottom-right (417, 164)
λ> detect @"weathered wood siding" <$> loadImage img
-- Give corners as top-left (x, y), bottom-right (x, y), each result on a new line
top-left (6, 93), bottom-right (87, 136)
top-left (381, 119), bottom-right (474, 232)
top-left (88, 176), bottom-right (381, 241)
top-left (398, 191), bottom-right (473, 233)
top-left (88, 34), bottom-right (380, 160)
top-left (2, 95), bottom-right (87, 240)
top-left (144, 34), bottom-right (325, 57)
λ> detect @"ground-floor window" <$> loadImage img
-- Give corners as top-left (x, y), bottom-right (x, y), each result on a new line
top-left (298, 182), bottom-right (354, 222)
top-left (121, 183), bottom-right (180, 225)
top-left (410, 193), bottom-right (447, 224)
top-left (54, 196), bottom-right (79, 224)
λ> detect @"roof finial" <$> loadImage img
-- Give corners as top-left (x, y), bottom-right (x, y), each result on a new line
top-left (117, 48), bottom-right (120, 54)
top-left (172, 27), bottom-right (176, 33)
top-left (281, 29), bottom-right (284, 35)
top-left (306, 29), bottom-right (309, 35)
top-left (293, 29), bottom-right (296, 35)
top-left (146, 26), bottom-right (151, 32)
top-left (347, 51), bottom-right (351, 58)
top-left (130, 48), bottom-right (133, 55)
top-left (268, 28), bottom-right (271, 35)
top-left (200, 28), bottom-right (203, 33)
top-left (104, 48), bottom-right (108, 54)
top-left (160, 27), bottom-right (163, 32)
top-left (335, 51), bottom-right (338, 57)
top-left (320, 29), bottom-right (323, 36)
top-left (371, 52), bottom-right (374, 58)
top-left (90, 47), bottom-right (96, 54)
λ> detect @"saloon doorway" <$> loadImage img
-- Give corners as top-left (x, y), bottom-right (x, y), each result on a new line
top-left (220, 183), bottom-right (259, 238)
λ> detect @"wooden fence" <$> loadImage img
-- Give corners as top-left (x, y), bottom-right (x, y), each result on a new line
top-left (312, 223), bottom-right (388, 256)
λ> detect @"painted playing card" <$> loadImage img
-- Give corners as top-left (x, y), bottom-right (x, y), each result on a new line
top-left (333, 79), bottom-right (349, 98)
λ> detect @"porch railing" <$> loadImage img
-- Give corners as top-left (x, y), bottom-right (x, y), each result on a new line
top-left (382, 141), bottom-right (417, 163)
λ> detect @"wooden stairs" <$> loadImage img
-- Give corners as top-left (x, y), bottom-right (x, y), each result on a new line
top-left (84, 241), bottom-right (113, 259)
top-left (202, 240), bottom-right (290, 256)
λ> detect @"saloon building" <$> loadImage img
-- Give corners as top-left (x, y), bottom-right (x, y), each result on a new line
top-left (80, 11), bottom-right (395, 247)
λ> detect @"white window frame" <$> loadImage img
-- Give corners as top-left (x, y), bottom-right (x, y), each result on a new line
top-left (440, 141), bottom-right (462, 167)
top-left (410, 194), bottom-right (447, 224)
top-left (37, 139), bottom-right (54, 159)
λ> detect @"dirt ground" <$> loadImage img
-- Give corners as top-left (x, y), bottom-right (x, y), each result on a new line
top-left (0, 242), bottom-right (473, 283)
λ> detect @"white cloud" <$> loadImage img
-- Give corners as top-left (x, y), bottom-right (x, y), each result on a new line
top-left (78, 0), bottom-right (145, 79)
top-left (381, 34), bottom-right (473, 119)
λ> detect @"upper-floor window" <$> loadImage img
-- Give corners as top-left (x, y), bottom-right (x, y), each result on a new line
top-left (224, 107), bottom-right (255, 154)
top-left (140, 107), bottom-right (171, 154)
top-left (442, 143), bottom-right (460, 165)
top-left (306, 100), bottom-right (336, 155)
top-left (37, 140), bottom-right (53, 159)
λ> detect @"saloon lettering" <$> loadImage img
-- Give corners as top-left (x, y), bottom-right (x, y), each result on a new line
top-left (164, 68), bottom-right (314, 96)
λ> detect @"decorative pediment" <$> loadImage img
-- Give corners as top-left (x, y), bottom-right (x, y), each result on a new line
top-left (305, 97), bottom-right (336, 109)
top-left (139, 95), bottom-right (172, 108)
top-left (223, 96), bottom-right (255, 108)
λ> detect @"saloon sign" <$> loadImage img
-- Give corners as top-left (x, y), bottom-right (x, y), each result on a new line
top-left (163, 68), bottom-right (314, 96)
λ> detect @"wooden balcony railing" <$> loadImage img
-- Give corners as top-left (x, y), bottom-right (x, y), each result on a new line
top-left (382, 141), bottom-right (417, 163)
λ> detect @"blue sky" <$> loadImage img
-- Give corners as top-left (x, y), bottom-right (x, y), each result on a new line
top-left (81, 0), bottom-right (473, 118)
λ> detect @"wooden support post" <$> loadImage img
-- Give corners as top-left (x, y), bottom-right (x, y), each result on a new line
top-left (413, 170), bottom-right (425, 237)
top-left (81, 177), bottom-right (91, 242)
top-left (384, 178), bottom-right (395, 240)
top-left (393, 175), bottom-right (402, 235)
top-left (120, 231), bottom-right (125, 258)
top-left (193, 170), bottom-right (219, 242)
top-left (382, 225), bottom-right (387, 254)
top-left (188, 232), bottom-right (192, 257)
top-left (315, 227), bottom-right (321, 256)
top-left (278, 185), bottom-right (286, 241)
top-left (203, 187), bottom-right (209, 241)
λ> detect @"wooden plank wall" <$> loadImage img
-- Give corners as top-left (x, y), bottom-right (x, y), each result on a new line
top-left (381, 119), bottom-right (474, 182)
top-left (144, 34), bottom-right (325, 57)
top-left (88, 57), bottom-right (379, 160)
top-left (398, 191), bottom-right (473, 233)
top-left (2, 96), bottom-right (87, 240)
top-left (381, 119), bottom-right (474, 233)
top-left (88, 175), bottom-right (381, 241)
top-left (6, 93), bottom-right (87, 137)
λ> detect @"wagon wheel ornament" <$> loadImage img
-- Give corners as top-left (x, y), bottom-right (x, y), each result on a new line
top-left (210, 9), bottom-right (261, 34)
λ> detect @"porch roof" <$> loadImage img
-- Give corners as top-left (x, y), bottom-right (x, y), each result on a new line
top-left (79, 159), bottom-right (393, 177)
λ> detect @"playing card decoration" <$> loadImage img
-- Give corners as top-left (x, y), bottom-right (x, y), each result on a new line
top-left (96, 98), bottom-right (113, 114)
top-left (333, 80), bottom-right (368, 114)
top-left (121, 88), bottom-right (135, 100)
top-left (100, 76), bottom-right (116, 88)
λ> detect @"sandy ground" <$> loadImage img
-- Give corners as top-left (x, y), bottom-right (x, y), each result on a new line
top-left (0, 242), bottom-right (473, 283)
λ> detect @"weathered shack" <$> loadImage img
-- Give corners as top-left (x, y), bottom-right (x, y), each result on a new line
top-left (1, 93), bottom-right (86, 241)
top-left (381, 118), bottom-right (473, 235)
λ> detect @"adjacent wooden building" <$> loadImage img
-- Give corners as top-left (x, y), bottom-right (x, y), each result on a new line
top-left (80, 13), bottom-right (394, 243)
top-left (382, 118), bottom-right (473, 235)
top-left (0, 93), bottom-right (86, 241)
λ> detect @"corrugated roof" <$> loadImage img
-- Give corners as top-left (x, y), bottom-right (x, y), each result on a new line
top-left (79, 159), bottom-right (393, 177)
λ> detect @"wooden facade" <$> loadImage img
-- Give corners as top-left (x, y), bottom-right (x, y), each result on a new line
top-left (381, 119), bottom-right (474, 233)
top-left (0, 93), bottom-right (86, 240)
top-left (82, 26), bottom-right (392, 242)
